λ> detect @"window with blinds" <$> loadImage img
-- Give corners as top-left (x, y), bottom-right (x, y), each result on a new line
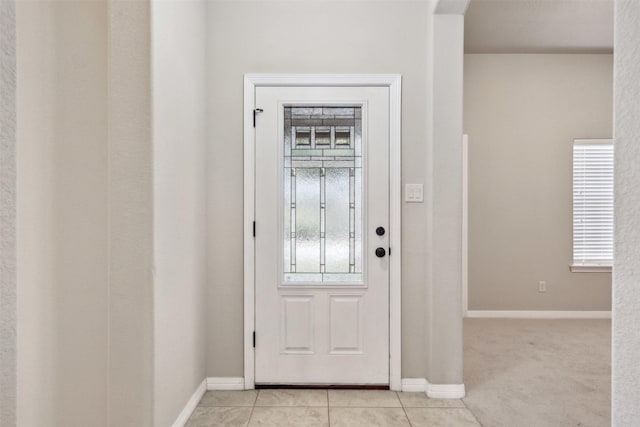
top-left (572, 139), bottom-right (614, 268)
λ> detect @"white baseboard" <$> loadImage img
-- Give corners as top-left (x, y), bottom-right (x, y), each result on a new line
top-left (205, 376), bottom-right (464, 398)
top-left (171, 379), bottom-right (206, 427)
top-left (427, 382), bottom-right (466, 399)
top-left (401, 378), bottom-right (465, 398)
top-left (401, 378), bottom-right (428, 392)
top-left (207, 377), bottom-right (245, 390)
top-left (466, 310), bottom-right (612, 319)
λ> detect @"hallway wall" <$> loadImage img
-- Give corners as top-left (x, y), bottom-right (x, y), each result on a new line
top-left (207, 0), bottom-right (433, 380)
top-left (613, 0), bottom-right (640, 423)
top-left (106, 1), bottom-right (154, 425)
top-left (16, 1), bottom-right (109, 425)
top-left (0, 0), bottom-right (17, 423)
top-left (152, 0), bottom-right (209, 426)
top-left (15, 1), bottom-right (207, 425)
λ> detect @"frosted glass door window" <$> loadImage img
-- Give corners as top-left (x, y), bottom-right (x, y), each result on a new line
top-left (283, 106), bottom-right (363, 284)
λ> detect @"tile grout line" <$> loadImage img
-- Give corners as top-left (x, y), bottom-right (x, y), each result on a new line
top-left (466, 405), bottom-right (484, 427)
top-left (461, 397), bottom-right (484, 426)
top-left (396, 391), bottom-right (414, 427)
top-left (326, 390), bottom-right (330, 427)
top-left (245, 389), bottom-right (259, 427)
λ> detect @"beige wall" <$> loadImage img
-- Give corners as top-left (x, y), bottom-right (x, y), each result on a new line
top-left (16, 4), bottom-right (57, 423)
top-left (16, 2), bottom-right (159, 425)
top-left (107, 1), bottom-right (154, 425)
top-left (0, 0), bottom-right (17, 423)
top-left (464, 54), bottom-right (613, 311)
top-left (207, 0), bottom-right (432, 378)
top-left (17, 1), bottom-right (206, 424)
top-left (613, 0), bottom-right (640, 422)
top-left (429, 12), bottom-right (465, 384)
top-left (152, 0), bottom-right (208, 425)
top-left (16, 1), bottom-right (109, 425)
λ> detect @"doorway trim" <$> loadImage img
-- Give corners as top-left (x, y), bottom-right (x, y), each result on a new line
top-left (243, 74), bottom-right (402, 391)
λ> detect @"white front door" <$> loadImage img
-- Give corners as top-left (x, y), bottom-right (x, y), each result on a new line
top-left (254, 86), bottom-right (390, 385)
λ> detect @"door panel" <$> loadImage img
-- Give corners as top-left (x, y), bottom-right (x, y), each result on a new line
top-left (329, 294), bottom-right (363, 354)
top-left (254, 86), bottom-right (389, 385)
top-left (280, 296), bottom-right (314, 354)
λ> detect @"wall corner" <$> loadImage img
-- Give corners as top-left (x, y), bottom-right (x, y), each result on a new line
top-left (0, 0), bottom-right (17, 424)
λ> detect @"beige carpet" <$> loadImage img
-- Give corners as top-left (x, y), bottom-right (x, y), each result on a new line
top-left (463, 319), bottom-right (611, 427)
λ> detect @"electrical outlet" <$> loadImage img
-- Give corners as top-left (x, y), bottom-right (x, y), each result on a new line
top-left (538, 281), bottom-right (547, 293)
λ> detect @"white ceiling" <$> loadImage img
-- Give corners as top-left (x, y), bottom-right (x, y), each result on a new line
top-left (464, 0), bottom-right (614, 53)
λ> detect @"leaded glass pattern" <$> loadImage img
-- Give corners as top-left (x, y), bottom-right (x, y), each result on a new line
top-left (283, 106), bottom-right (363, 284)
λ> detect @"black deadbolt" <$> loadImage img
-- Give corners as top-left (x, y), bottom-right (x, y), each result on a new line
top-left (375, 247), bottom-right (386, 258)
top-left (376, 226), bottom-right (385, 236)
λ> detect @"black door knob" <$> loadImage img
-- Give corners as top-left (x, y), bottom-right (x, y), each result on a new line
top-left (375, 247), bottom-right (386, 258)
top-left (376, 226), bottom-right (385, 236)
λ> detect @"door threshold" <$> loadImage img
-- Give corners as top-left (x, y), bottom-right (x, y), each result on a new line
top-left (255, 384), bottom-right (389, 390)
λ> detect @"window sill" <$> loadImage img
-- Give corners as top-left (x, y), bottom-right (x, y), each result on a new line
top-left (570, 264), bottom-right (612, 273)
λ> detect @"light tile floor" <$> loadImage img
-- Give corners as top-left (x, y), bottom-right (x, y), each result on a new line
top-left (186, 389), bottom-right (482, 427)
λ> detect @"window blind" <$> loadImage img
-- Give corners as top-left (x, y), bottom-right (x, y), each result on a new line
top-left (573, 139), bottom-right (614, 265)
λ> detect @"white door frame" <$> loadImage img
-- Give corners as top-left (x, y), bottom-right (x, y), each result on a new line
top-left (244, 74), bottom-right (402, 391)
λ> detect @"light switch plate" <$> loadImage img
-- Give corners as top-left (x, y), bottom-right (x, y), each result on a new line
top-left (405, 184), bottom-right (424, 202)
